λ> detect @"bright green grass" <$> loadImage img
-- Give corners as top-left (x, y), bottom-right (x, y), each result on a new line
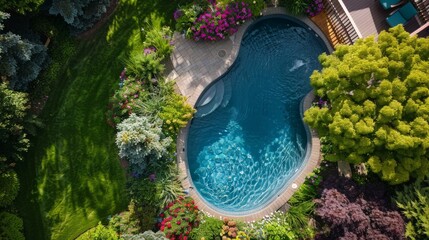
top-left (15, 0), bottom-right (187, 239)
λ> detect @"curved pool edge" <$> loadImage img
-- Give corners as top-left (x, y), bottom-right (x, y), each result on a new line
top-left (175, 8), bottom-right (328, 222)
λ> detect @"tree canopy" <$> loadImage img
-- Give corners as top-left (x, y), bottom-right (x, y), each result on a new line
top-left (0, 83), bottom-right (29, 171)
top-left (0, 0), bottom-right (45, 14)
top-left (304, 25), bottom-right (429, 184)
top-left (49, 0), bottom-right (111, 32)
top-left (0, 12), bottom-right (49, 91)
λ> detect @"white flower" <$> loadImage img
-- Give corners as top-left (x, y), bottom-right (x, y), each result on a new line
top-left (253, 0), bottom-right (256, 3)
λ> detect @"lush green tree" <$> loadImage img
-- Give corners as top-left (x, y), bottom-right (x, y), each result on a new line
top-left (0, 0), bottom-right (44, 13)
top-left (395, 175), bottom-right (429, 240)
top-left (0, 212), bottom-right (25, 240)
top-left (0, 83), bottom-right (29, 172)
top-left (77, 222), bottom-right (118, 240)
top-left (116, 113), bottom-right (172, 175)
top-left (304, 25), bottom-right (429, 184)
top-left (49, 0), bottom-right (111, 32)
top-left (0, 170), bottom-right (19, 207)
top-left (0, 12), bottom-right (49, 91)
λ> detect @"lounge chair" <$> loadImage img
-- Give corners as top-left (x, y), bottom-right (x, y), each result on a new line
top-left (386, 2), bottom-right (418, 27)
top-left (379, 0), bottom-right (405, 10)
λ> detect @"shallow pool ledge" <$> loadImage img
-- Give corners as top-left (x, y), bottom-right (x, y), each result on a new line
top-left (173, 8), bottom-right (328, 221)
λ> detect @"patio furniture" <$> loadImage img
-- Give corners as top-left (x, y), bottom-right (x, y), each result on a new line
top-left (386, 2), bottom-right (418, 27)
top-left (380, 0), bottom-right (406, 10)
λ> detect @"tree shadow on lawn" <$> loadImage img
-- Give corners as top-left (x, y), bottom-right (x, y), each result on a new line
top-left (18, 0), bottom-right (191, 239)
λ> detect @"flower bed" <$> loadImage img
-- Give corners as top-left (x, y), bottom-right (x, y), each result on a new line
top-left (175, 1), bottom-right (253, 41)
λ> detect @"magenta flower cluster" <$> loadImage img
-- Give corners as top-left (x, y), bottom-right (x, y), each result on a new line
top-left (305, 0), bottom-right (323, 17)
top-left (191, 2), bottom-right (252, 41)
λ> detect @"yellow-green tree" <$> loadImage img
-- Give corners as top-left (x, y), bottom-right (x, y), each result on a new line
top-left (304, 25), bottom-right (429, 184)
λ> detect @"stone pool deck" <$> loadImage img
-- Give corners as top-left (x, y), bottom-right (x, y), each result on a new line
top-left (170, 7), bottom-right (331, 222)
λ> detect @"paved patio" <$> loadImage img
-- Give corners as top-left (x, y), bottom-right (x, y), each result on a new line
top-left (169, 7), bottom-right (330, 221)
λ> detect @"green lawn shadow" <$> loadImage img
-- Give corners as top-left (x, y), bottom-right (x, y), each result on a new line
top-left (15, 0), bottom-right (188, 239)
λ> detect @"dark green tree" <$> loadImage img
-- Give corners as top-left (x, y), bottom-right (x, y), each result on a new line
top-left (0, 170), bottom-right (19, 207)
top-left (304, 25), bottom-right (429, 184)
top-left (0, 83), bottom-right (29, 172)
top-left (0, 12), bottom-right (49, 91)
top-left (0, 0), bottom-right (45, 14)
top-left (0, 212), bottom-right (25, 240)
top-left (49, 0), bottom-right (111, 32)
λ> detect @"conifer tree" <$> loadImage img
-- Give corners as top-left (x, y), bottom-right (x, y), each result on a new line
top-left (49, 0), bottom-right (111, 32)
top-left (304, 25), bottom-right (429, 184)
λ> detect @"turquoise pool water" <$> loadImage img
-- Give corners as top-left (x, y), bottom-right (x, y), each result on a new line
top-left (187, 16), bottom-right (328, 214)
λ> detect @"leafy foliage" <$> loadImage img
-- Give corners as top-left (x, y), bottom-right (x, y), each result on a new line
top-left (220, 218), bottom-right (250, 239)
top-left (49, 0), bottom-right (111, 32)
top-left (159, 92), bottom-right (195, 139)
top-left (77, 222), bottom-right (119, 240)
top-left (159, 196), bottom-right (200, 240)
top-left (314, 172), bottom-right (405, 239)
top-left (0, 170), bottom-right (19, 207)
top-left (279, 0), bottom-right (308, 15)
top-left (143, 26), bottom-right (174, 61)
top-left (108, 201), bottom-right (141, 235)
top-left (189, 215), bottom-right (223, 240)
top-left (242, 0), bottom-right (266, 17)
top-left (0, 212), bottom-right (24, 240)
top-left (0, 0), bottom-right (44, 13)
top-left (122, 231), bottom-right (168, 240)
top-left (0, 83), bottom-right (29, 171)
top-left (0, 12), bottom-right (49, 91)
top-left (304, 25), bottom-right (429, 184)
top-left (125, 53), bottom-right (165, 81)
top-left (394, 175), bottom-right (429, 240)
top-left (263, 222), bottom-right (295, 240)
top-left (116, 113), bottom-right (172, 175)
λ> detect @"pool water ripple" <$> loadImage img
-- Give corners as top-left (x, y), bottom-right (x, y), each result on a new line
top-left (187, 16), bottom-right (328, 214)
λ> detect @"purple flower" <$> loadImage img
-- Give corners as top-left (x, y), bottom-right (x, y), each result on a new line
top-left (149, 173), bottom-right (156, 182)
top-left (173, 9), bottom-right (183, 20)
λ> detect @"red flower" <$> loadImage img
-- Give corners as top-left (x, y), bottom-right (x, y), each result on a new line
top-left (177, 221), bottom-right (181, 225)
top-left (160, 226), bottom-right (165, 231)
top-left (160, 213), bottom-right (165, 218)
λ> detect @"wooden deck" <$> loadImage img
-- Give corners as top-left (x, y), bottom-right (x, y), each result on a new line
top-left (342, 0), bottom-right (423, 38)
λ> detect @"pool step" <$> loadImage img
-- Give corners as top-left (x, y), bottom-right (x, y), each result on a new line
top-left (221, 78), bottom-right (232, 107)
top-left (195, 80), bottom-right (225, 118)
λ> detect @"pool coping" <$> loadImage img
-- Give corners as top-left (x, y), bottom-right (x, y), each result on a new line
top-left (174, 7), bottom-right (328, 222)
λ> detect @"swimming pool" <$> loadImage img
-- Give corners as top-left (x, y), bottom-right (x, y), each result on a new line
top-left (186, 15), bottom-right (328, 214)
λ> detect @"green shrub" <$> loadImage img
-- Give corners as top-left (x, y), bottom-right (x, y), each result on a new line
top-left (143, 26), bottom-right (174, 61)
top-left (263, 222), bottom-right (296, 240)
top-left (242, 0), bottom-right (266, 17)
top-left (0, 170), bottom-right (19, 207)
top-left (77, 222), bottom-right (118, 240)
top-left (190, 215), bottom-right (223, 240)
top-left (0, 212), bottom-right (24, 240)
top-left (174, 2), bottom-right (206, 37)
top-left (125, 53), bottom-right (165, 81)
top-left (279, 0), bottom-right (308, 15)
top-left (159, 92), bottom-right (195, 139)
top-left (106, 78), bottom-right (150, 126)
top-left (122, 231), bottom-right (168, 240)
top-left (108, 201), bottom-right (141, 235)
top-left (159, 196), bottom-right (200, 239)
top-left (395, 175), bottom-right (429, 240)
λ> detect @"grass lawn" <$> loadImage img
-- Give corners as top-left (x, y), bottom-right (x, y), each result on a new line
top-left (15, 0), bottom-right (186, 239)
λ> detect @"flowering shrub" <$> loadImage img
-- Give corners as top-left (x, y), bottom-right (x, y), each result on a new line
top-left (191, 2), bottom-right (252, 41)
top-left (106, 78), bottom-right (149, 126)
top-left (143, 26), bottom-right (174, 61)
top-left (220, 218), bottom-right (250, 239)
top-left (242, 0), bottom-right (266, 16)
top-left (305, 0), bottom-right (323, 17)
top-left (159, 196), bottom-right (200, 240)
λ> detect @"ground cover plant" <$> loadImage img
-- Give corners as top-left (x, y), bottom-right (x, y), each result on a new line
top-left (394, 174), bottom-right (429, 239)
top-left (314, 169), bottom-right (405, 239)
top-left (304, 25), bottom-right (429, 184)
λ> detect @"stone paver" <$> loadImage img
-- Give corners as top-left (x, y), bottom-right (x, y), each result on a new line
top-left (171, 7), bottom-right (331, 222)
